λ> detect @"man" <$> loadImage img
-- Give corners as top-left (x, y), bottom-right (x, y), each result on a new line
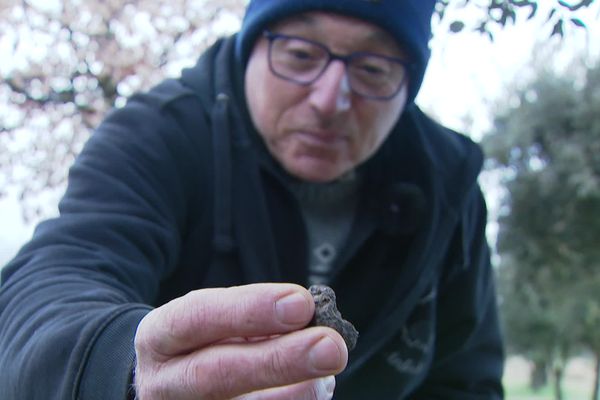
top-left (0, 1), bottom-right (505, 399)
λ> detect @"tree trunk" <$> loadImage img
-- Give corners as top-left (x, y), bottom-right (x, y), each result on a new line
top-left (530, 359), bottom-right (548, 391)
top-left (553, 366), bottom-right (564, 400)
top-left (592, 353), bottom-right (600, 400)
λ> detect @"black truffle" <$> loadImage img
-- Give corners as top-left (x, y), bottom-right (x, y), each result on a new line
top-left (308, 285), bottom-right (359, 351)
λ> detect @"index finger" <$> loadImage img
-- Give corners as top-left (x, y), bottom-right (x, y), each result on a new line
top-left (139, 283), bottom-right (315, 357)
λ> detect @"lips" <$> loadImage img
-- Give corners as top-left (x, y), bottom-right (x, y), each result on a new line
top-left (292, 129), bottom-right (348, 147)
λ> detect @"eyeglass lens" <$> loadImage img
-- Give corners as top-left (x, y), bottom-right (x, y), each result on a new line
top-left (267, 33), bottom-right (407, 99)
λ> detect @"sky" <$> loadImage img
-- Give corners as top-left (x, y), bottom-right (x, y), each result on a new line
top-left (1, 1), bottom-right (599, 266)
top-left (421, 1), bottom-right (600, 139)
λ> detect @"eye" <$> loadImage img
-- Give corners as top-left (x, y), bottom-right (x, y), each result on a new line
top-left (287, 48), bottom-right (314, 60)
top-left (282, 42), bottom-right (321, 61)
top-left (359, 64), bottom-right (385, 75)
top-left (353, 58), bottom-right (390, 76)
top-left (271, 37), bottom-right (326, 75)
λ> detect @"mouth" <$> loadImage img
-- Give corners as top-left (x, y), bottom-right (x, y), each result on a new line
top-left (293, 130), bottom-right (348, 146)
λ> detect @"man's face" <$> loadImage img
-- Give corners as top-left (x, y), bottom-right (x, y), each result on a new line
top-left (244, 12), bottom-right (409, 183)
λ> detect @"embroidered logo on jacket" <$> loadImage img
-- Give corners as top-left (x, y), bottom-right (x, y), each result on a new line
top-left (385, 285), bottom-right (437, 375)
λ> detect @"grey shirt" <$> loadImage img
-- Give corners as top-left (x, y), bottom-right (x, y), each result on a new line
top-left (290, 171), bottom-right (361, 285)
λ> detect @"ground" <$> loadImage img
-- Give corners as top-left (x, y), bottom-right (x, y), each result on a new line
top-left (504, 355), bottom-right (596, 399)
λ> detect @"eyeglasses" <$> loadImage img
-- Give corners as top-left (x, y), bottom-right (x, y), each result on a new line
top-left (263, 30), bottom-right (413, 101)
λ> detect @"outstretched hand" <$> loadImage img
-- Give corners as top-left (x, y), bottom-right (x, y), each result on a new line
top-left (134, 283), bottom-right (348, 399)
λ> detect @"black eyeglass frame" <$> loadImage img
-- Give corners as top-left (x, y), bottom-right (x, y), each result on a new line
top-left (262, 30), bottom-right (415, 101)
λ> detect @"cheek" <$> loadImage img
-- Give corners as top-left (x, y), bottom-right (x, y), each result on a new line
top-left (246, 70), bottom-right (296, 141)
top-left (246, 68), bottom-right (269, 133)
top-left (369, 92), bottom-right (406, 144)
top-left (247, 94), bottom-right (272, 137)
top-left (376, 108), bottom-right (400, 141)
top-left (356, 105), bottom-right (400, 152)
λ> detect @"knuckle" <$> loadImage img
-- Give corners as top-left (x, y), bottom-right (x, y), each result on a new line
top-left (182, 358), bottom-right (213, 399)
top-left (181, 289), bottom-right (238, 336)
top-left (261, 345), bottom-right (296, 384)
top-left (164, 294), bottom-right (194, 336)
top-left (223, 287), bottom-right (262, 329)
top-left (134, 313), bottom-right (157, 353)
top-left (194, 353), bottom-right (243, 400)
top-left (160, 293), bottom-right (209, 349)
top-left (214, 356), bottom-right (241, 398)
top-left (133, 368), bottom-right (169, 400)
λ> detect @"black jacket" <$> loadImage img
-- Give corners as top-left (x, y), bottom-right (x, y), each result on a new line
top-left (0, 36), bottom-right (504, 399)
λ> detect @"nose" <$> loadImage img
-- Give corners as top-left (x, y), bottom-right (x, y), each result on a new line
top-left (308, 60), bottom-right (352, 116)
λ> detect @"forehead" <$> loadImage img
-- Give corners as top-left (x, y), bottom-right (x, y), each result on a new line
top-left (269, 11), bottom-right (404, 56)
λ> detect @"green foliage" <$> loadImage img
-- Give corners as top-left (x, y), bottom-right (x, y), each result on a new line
top-left (483, 59), bottom-right (600, 395)
top-left (437, 0), bottom-right (594, 40)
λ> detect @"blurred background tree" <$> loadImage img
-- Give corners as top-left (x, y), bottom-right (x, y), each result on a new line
top-left (0, 0), bottom-right (245, 221)
top-left (483, 59), bottom-right (600, 400)
top-left (437, 0), bottom-right (594, 39)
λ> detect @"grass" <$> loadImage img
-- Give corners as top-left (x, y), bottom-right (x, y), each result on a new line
top-left (505, 383), bottom-right (590, 400)
top-left (503, 356), bottom-right (596, 400)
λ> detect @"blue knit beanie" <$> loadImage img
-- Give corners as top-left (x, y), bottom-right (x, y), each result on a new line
top-left (236, 0), bottom-right (436, 103)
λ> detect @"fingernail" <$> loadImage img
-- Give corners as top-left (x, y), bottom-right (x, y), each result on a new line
top-left (316, 375), bottom-right (335, 400)
top-left (275, 292), bottom-right (311, 325)
top-left (309, 337), bottom-right (342, 372)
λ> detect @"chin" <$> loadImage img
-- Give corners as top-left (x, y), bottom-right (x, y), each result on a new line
top-left (287, 163), bottom-right (349, 183)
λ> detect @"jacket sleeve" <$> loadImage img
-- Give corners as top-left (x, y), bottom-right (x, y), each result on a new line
top-left (0, 89), bottom-right (205, 399)
top-left (412, 186), bottom-right (505, 399)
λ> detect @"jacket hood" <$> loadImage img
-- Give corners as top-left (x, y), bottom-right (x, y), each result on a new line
top-left (180, 35), bottom-right (484, 218)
